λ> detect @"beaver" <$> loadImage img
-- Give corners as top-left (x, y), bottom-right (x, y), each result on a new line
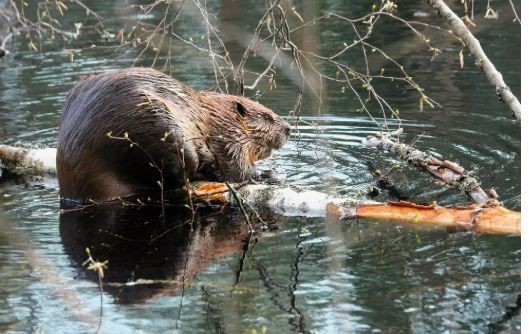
top-left (57, 67), bottom-right (290, 204)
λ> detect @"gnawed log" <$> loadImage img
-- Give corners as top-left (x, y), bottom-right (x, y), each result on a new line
top-left (0, 145), bottom-right (520, 235)
top-left (365, 132), bottom-right (492, 204)
top-left (191, 183), bottom-right (520, 235)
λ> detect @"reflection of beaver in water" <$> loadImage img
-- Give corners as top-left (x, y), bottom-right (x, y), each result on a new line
top-left (57, 67), bottom-right (291, 203)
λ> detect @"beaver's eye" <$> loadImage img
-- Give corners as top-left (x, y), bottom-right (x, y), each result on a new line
top-left (260, 113), bottom-right (274, 122)
top-left (235, 102), bottom-right (247, 116)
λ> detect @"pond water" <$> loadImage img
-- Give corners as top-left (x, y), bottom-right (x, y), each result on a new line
top-left (0, 0), bottom-right (520, 333)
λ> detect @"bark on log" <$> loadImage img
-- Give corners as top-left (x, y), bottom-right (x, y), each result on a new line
top-left (365, 132), bottom-right (492, 204)
top-left (424, 0), bottom-right (521, 120)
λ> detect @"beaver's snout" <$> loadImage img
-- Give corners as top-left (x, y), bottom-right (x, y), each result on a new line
top-left (282, 120), bottom-right (291, 138)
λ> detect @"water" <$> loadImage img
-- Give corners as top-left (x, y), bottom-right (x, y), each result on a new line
top-left (0, 0), bottom-right (520, 333)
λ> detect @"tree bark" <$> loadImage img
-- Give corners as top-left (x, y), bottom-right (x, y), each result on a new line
top-left (0, 145), bottom-right (56, 175)
top-left (424, 0), bottom-right (521, 120)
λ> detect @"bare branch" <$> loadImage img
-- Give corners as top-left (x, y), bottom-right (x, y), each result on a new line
top-left (365, 132), bottom-right (493, 204)
top-left (424, 0), bottom-right (521, 120)
top-left (508, 0), bottom-right (521, 24)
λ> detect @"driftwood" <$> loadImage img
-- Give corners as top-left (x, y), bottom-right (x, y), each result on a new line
top-left (424, 0), bottom-right (521, 120)
top-left (365, 132), bottom-right (492, 204)
top-left (0, 145), bottom-right (520, 235)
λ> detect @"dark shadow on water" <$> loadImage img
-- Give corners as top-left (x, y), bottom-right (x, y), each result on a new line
top-left (59, 203), bottom-right (269, 304)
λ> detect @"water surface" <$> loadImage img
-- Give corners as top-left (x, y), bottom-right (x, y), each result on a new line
top-left (0, 0), bottom-right (520, 333)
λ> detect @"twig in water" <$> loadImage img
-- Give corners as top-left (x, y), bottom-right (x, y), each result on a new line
top-left (507, 0), bottom-right (521, 24)
top-left (225, 182), bottom-right (254, 234)
top-left (83, 248), bottom-right (108, 334)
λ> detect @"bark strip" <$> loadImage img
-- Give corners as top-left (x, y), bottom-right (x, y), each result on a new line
top-left (424, 0), bottom-right (521, 119)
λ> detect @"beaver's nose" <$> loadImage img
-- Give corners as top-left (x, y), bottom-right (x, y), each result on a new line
top-left (283, 122), bottom-right (292, 137)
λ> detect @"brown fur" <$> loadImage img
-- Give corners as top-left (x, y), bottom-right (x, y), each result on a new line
top-left (57, 67), bottom-right (290, 203)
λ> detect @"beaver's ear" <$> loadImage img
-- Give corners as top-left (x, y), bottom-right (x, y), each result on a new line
top-left (235, 102), bottom-right (247, 116)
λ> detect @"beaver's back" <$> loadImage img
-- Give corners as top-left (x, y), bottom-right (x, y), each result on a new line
top-left (57, 68), bottom-right (200, 203)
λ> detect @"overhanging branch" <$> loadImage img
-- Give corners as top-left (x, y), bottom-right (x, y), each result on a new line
top-left (424, 0), bottom-right (521, 120)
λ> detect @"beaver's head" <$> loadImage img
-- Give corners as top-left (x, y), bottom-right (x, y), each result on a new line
top-left (231, 96), bottom-right (291, 161)
top-left (196, 93), bottom-right (290, 181)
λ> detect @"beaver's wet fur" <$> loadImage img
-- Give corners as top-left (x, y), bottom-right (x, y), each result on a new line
top-left (57, 67), bottom-right (290, 203)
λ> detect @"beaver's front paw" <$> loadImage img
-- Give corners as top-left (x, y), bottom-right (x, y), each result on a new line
top-left (256, 169), bottom-right (283, 185)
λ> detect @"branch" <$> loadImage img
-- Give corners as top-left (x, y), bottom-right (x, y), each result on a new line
top-left (364, 132), bottom-right (493, 204)
top-left (424, 0), bottom-right (521, 120)
top-left (508, 0), bottom-right (521, 24)
top-left (0, 215), bottom-right (100, 330)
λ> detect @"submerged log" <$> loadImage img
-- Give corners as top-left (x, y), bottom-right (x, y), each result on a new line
top-left (0, 145), bottom-right (520, 235)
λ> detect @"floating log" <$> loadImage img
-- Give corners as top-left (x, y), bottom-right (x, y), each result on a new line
top-left (192, 183), bottom-right (520, 235)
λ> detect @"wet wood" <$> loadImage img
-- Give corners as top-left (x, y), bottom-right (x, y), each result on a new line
top-left (192, 183), bottom-right (520, 235)
top-left (333, 200), bottom-right (520, 235)
top-left (365, 132), bottom-right (492, 204)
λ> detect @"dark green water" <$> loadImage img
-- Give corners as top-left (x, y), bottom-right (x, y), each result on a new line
top-left (0, 0), bottom-right (520, 333)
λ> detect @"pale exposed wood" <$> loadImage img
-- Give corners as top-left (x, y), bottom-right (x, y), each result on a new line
top-left (339, 200), bottom-right (520, 235)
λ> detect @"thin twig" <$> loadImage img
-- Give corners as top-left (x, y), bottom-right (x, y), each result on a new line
top-left (225, 182), bottom-right (254, 234)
